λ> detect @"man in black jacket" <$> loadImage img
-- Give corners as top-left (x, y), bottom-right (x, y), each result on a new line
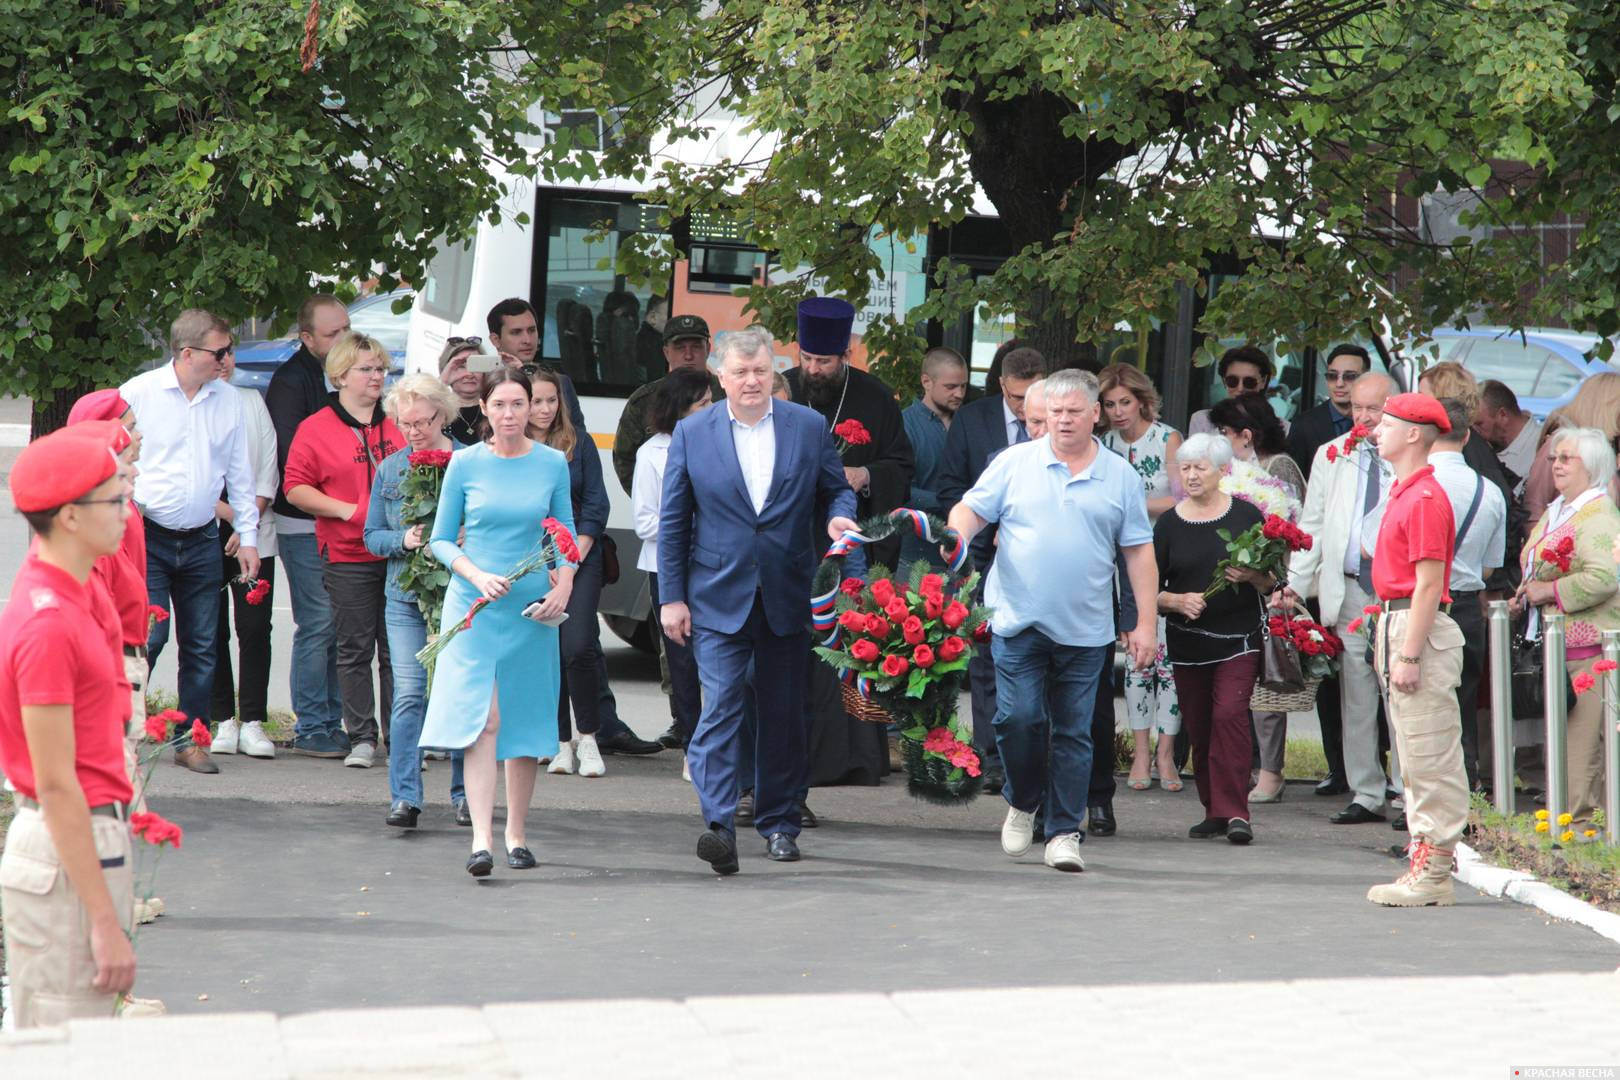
top-left (1286, 343), bottom-right (1370, 482)
top-left (265, 295), bottom-right (350, 757)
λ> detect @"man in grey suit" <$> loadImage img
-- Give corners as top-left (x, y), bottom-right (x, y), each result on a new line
top-left (938, 346), bottom-right (1049, 787)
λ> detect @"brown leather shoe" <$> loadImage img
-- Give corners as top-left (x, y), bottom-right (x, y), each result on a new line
top-left (174, 746), bottom-right (220, 774)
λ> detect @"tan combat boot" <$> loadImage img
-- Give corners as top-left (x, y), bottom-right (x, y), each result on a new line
top-left (1367, 839), bottom-right (1456, 907)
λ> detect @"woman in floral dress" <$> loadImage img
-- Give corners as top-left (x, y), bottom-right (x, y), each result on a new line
top-left (1099, 364), bottom-right (1184, 790)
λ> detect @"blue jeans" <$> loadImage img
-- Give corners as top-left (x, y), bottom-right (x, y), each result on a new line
top-left (384, 598), bottom-right (464, 809)
top-left (145, 520), bottom-right (224, 742)
top-left (991, 628), bottom-right (1107, 839)
top-left (279, 532), bottom-right (342, 738)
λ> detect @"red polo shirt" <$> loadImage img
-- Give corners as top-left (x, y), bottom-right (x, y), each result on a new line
top-left (0, 555), bottom-right (133, 805)
top-left (1371, 464), bottom-right (1455, 603)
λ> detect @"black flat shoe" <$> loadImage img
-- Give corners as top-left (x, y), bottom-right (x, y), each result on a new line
top-left (453, 798), bottom-right (472, 827)
top-left (1227, 818), bottom-right (1254, 845)
top-left (466, 850), bottom-right (494, 878)
top-left (1390, 813), bottom-right (1408, 832)
top-left (798, 800), bottom-right (818, 829)
top-left (1329, 803), bottom-right (1386, 825)
top-left (657, 724), bottom-right (683, 750)
top-left (697, 826), bottom-right (739, 875)
top-left (1087, 803), bottom-right (1117, 837)
top-left (506, 846), bottom-right (537, 869)
top-left (1189, 817), bottom-right (1229, 839)
top-left (386, 800), bottom-right (420, 829)
top-left (597, 730), bottom-right (663, 756)
top-left (1315, 777), bottom-right (1350, 797)
top-left (766, 833), bottom-right (801, 861)
top-left (735, 791), bottom-right (755, 828)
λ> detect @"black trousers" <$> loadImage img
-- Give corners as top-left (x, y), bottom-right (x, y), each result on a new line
top-left (1450, 590), bottom-right (1487, 791)
top-left (1087, 641), bottom-right (1119, 808)
top-left (210, 539), bottom-right (276, 726)
top-left (322, 558), bottom-right (392, 748)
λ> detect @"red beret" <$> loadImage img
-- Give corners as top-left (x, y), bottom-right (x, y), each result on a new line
top-left (78, 418), bottom-right (131, 455)
top-left (10, 426), bottom-right (122, 512)
top-left (1383, 392), bottom-right (1451, 434)
top-left (66, 388), bottom-right (130, 426)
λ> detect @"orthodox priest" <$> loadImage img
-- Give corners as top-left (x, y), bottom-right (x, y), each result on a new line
top-left (785, 297), bottom-right (915, 793)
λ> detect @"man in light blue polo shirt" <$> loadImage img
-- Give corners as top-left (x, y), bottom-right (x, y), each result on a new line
top-left (948, 369), bottom-right (1158, 873)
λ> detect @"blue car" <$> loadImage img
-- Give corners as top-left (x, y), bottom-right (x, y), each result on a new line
top-left (1405, 328), bottom-right (1618, 420)
top-left (231, 290), bottom-right (413, 393)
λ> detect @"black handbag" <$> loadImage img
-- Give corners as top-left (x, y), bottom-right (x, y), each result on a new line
top-left (1511, 614), bottom-right (1573, 720)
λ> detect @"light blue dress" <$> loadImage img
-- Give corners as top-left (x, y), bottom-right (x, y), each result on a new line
top-left (419, 442), bottom-right (574, 760)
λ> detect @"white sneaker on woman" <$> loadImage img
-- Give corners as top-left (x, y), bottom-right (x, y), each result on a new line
top-left (238, 721), bottom-right (276, 758)
top-left (548, 742), bottom-right (576, 775)
top-left (212, 719), bottom-right (240, 754)
top-left (575, 735), bottom-right (605, 778)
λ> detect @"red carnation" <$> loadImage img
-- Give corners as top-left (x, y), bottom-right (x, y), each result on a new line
top-left (939, 635), bottom-right (966, 661)
top-left (1557, 535), bottom-right (1575, 555)
top-left (924, 594), bottom-right (943, 620)
top-left (1574, 671), bottom-right (1597, 695)
top-left (942, 600), bottom-right (969, 630)
top-left (838, 609), bottom-right (867, 632)
top-left (885, 597), bottom-right (909, 623)
top-left (902, 615), bottom-right (926, 645)
top-left (866, 615), bottom-right (892, 639)
top-left (972, 622), bottom-right (991, 644)
top-left (147, 604), bottom-right (169, 624)
top-left (1363, 604), bottom-right (1380, 615)
top-left (144, 714), bottom-right (168, 741)
top-left (870, 578), bottom-right (896, 606)
top-left (881, 654), bottom-right (909, 678)
top-left (462, 596), bottom-right (489, 630)
top-left (840, 578), bottom-right (865, 598)
top-left (1325, 445), bottom-right (1339, 463)
top-left (833, 419), bottom-right (872, 447)
top-left (189, 719), bottom-right (213, 749)
top-left (244, 578), bottom-right (271, 606)
top-left (851, 638), bottom-right (880, 663)
top-left (1594, 659), bottom-right (1619, 675)
top-left (131, 810), bottom-right (183, 849)
top-left (913, 643), bottom-right (936, 668)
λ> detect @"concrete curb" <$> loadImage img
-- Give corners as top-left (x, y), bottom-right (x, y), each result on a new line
top-left (1455, 840), bottom-right (1620, 946)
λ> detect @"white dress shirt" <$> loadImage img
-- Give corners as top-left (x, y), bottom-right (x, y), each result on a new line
top-left (631, 432), bottom-right (672, 572)
top-left (237, 385), bottom-right (280, 558)
top-left (121, 363), bottom-right (261, 546)
top-left (1002, 398), bottom-right (1025, 445)
top-left (1429, 450), bottom-right (1506, 592)
top-left (727, 400), bottom-right (776, 515)
top-left (1344, 447), bottom-right (1391, 570)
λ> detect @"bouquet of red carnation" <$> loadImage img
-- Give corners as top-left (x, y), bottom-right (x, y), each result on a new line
top-left (416, 518), bottom-right (580, 667)
top-left (1324, 422), bottom-right (1372, 464)
top-left (833, 419), bottom-right (871, 455)
top-left (1203, 514), bottom-right (1312, 599)
top-left (1266, 611), bottom-right (1345, 681)
top-left (1534, 534), bottom-right (1576, 579)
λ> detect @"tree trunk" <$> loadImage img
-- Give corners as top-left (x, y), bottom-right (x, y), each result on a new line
top-left (31, 375), bottom-right (99, 439)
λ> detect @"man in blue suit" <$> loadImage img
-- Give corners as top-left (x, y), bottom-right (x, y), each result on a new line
top-left (659, 327), bottom-right (859, 874)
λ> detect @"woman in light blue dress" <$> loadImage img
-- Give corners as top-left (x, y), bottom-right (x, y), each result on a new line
top-left (420, 369), bottom-right (576, 878)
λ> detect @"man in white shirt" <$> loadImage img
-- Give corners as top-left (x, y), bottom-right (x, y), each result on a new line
top-left (121, 309), bottom-right (261, 774)
top-left (1477, 380), bottom-right (1542, 495)
top-left (1420, 398), bottom-right (1506, 798)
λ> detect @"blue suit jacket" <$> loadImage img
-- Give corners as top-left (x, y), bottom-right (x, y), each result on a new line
top-left (939, 395), bottom-right (1012, 567)
top-left (659, 400), bottom-right (857, 637)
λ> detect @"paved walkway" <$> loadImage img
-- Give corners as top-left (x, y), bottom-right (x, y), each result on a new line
top-left (3, 972), bottom-right (1616, 1078)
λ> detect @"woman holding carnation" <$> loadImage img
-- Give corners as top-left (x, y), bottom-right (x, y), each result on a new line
top-left (1210, 392), bottom-right (1303, 802)
top-left (1513, 426), bottom-right (1620, 825)
top-left (631, 369), bottom-right (714, 778)
top-left (364, 374), bottom-right (468, 830)
top-left (528, 369), bottom-right (625, 779)
top-left (1100, 363), bottom-right (1184, 790)
top-left (420, 369), bottom-right (576, 876)
top-left (284, 332), bottom-right (405, 770)
top-left (1154, 434), bottom-right (1273, 844)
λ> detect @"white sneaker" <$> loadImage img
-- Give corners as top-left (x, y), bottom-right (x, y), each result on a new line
top-left (238, 721), bottom-right (276, 759)
top-left (212, 719), bottom-right (240, 755)
top-left (1001, 806), bottom-right (1035, 857)
top-left (548, 742), bottom-right (576, 775)
top-left (1044, 833), bottom-right (1085, 872)
top-left (682, 753), bottom-right (692, 783)
top-left (575, 735), bottom-right (605, 778)
top-left (344, 743), bottom-right (376, 769)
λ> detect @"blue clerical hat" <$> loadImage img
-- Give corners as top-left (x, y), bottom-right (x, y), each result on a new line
top-left (797, 297), bottom-right (856, 356)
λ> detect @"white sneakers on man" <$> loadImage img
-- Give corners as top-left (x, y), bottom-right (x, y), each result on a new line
top-left (213, 718), bottom-right (275, 758)
top-left (1001, 806), bottom-right (1035, 856)
top-left (575, 734), bottom-right (605, 778)
top-left (548, 742), bottom-right (577, 775)
top-left (1044, 833), bottom-right (1085, 872)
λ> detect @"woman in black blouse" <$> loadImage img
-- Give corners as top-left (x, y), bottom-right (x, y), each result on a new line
top-left (1154, 433), bottom-right (1274, 845)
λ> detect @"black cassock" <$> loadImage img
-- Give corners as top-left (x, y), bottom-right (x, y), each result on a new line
top-left (785, 364), bottom-right (915, 787)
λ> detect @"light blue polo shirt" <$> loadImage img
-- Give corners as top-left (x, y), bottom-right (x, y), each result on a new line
top-left (963, 435), bottom-right (1152, 647)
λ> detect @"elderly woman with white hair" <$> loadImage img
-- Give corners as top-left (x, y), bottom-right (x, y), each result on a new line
top-left (1154, 433), bottom-right (1275, 844)
top-left (1516, 425), bottom-right (1620, 826)
top-left (364, 373), bottom-right (469, 829)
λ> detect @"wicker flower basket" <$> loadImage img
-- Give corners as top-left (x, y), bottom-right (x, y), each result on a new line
top-left (840, 680), bottom-right (892, 725)
top-left (1249, 676), bottom-right (1322, 714)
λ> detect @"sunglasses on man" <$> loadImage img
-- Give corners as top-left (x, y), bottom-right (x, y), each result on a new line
top-left (1324, 369), bottom-right (1362, 384)
top-left (1223, 374), bottom-right (1264, 391)
top-left (186, 343), bottom-right (234, 363)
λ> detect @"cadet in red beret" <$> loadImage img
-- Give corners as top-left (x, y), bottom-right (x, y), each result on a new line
top-left (0, 426), bottom-right (164, 1026)
top-left (1366, 390), bottom-right (1469, 907)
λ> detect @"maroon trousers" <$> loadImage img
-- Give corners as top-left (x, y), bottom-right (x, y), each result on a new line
top-left (1171, 652), bottom-right (1260, 822)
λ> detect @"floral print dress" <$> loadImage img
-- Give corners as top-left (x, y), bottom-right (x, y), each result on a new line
top-left (1103, 421), bottom-right (1180, 736)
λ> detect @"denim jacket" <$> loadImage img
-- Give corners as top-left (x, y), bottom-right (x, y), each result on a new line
top-left (364, 441), bottom-right (465, 603)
